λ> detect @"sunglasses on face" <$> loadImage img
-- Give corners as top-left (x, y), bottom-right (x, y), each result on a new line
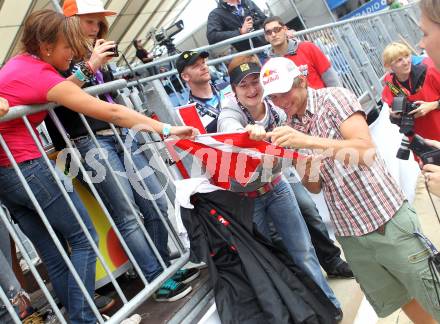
top-left (264, 26), bottom-right (284, 36)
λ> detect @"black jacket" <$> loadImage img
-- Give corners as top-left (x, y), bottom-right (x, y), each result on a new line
top-left (206, 0), bottom-right (267, 52)
top-left (181, 191), bottom-right (338, 324)
top-left (44, 64), bottom-right (116, 151)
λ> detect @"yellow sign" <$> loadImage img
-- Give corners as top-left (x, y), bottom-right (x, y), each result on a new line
top-left (51, 153), bottom-right (129, 287)
top-left (73, 179), bottom-right (129, 286)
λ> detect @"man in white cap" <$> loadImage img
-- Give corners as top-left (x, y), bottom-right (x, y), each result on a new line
top-left (257, 57), bottom-right (440, 323)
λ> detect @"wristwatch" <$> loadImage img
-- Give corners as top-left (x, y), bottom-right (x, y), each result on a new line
top-left (162, 123), bottom-right (172, 138)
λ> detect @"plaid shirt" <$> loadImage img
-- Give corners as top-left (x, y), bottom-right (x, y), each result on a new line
top-left (291, 88), bottom-right (405, 236)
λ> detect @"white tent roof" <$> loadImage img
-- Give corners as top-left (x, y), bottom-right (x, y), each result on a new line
top-left (0, 0), bottom-right (191, 66)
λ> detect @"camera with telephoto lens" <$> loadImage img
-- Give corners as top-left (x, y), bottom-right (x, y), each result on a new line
top-left (408, 135), bottom-right (440, 165)
top-left (149, 20), bottom-right (184, 56)
top-left (391, 96), bottom-right (421, 160)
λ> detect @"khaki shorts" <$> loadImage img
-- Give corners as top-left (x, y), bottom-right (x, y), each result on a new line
top-left (337, 202), bottom-right (440, 319)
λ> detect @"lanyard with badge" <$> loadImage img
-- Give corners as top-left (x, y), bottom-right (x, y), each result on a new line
top-left (237, 98), bottom-right (281, 132)
top-left (189, 86), bottom-right (222, 118)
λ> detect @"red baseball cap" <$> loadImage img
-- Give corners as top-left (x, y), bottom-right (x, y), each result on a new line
top-left (63, 0), bottom-right (117, 17)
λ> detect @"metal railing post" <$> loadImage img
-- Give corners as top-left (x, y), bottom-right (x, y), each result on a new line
top-left (339, 24), bottom-right (383, 101)
top-left (373, 16), bottom-right (394, 46)
top-left (0, 206), bottom-right (67, 323)
top-left (401, 10), bottom-right (423, 48)
top-left (390, 11), bottom-right (412, 44)
top-left (50, 0), bottom-right (62, 12)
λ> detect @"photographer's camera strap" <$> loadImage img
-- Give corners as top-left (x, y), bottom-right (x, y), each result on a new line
top-left (414, 231), bottom-right (440, 304)
top-left (385, 81), bottom-right (407, 97)
top-left (414, 231), bottom-right (439, 255)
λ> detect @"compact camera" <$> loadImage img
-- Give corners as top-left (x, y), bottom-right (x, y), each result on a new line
top-left (92, 40), bottom-right (119, 57)
top-left (109, 43), bottom-right (119, 57)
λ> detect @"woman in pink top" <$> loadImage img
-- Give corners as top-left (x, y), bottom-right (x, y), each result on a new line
top-left (0, 10), bottom-right (196, 324)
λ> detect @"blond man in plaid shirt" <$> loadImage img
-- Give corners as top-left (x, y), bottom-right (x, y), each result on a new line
top-left (251, 57), bottom-right (440, 324)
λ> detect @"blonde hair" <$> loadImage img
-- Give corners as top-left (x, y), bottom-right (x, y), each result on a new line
top-left (420, 0), bottom-right (440, 25)
top-left (20, 9), bottom-right (89, 60)
top-left (382, 42), bottom-right (411, 68)
top-left (68, 15), bottom-right (109, 56)
top-left (70, 14), bottom-right (109, 39)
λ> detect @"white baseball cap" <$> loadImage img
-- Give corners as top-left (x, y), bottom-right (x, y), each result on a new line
top-left (260, 57), bottom-right (302, 99)
top-left (63, 0), bottom-right (117, 17)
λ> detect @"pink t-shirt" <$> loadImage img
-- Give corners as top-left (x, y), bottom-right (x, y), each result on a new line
top-left (0, 54), bottom-right (65, 166)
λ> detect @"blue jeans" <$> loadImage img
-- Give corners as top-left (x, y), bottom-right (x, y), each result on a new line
top-left (0, 158), bottom-right (97, 324)
top-left (252, 178), bottom-right (341, 308)
top-left (0, 211), bottom-right (21, 323)
top-left (291, 181), bottom-right (343, 271)
top-left (73, 134), bottom-right (169, 279)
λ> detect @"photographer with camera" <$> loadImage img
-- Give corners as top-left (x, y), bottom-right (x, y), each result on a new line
top-left (381, 41), bottom-right (440, 217)
top-left (207, 0), bottom-right (267, 53)
top-left (382, 42), bottom-right (440, 143)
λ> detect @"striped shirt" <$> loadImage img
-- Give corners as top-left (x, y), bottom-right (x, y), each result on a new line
top-left (291, 87), bottom-right (405, 236)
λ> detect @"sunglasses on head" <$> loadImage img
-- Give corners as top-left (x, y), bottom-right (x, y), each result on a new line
top-left (264, 26), bottom-right (284, 36)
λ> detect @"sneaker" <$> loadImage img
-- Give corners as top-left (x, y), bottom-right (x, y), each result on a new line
top-left (334, 308), bottom-right (343, 323)
top-left (187, 261), bottom-right (208, 269)
top-left (42, 309), bottom-right (58, 324)
top-left (153, 278), bottom-right (192, 302)
top-left (12, 290), bottom-right (34, 320)
top-left (120, 314), bottom-right (142, 324)
top-left (171, 268), bottom-right (200, 284)
top-left (94, 294), bottom-right (116, 314)
top-left (326, 261), bottom-right (354, 279)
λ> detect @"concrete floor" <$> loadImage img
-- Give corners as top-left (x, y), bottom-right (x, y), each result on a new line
top-left (371, 175), bottom-right (440, 324)
top-left (328, 276), bottom-right (362, 324)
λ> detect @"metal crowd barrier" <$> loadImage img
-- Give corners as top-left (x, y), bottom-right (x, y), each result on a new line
top-left (0, 80), bottom-right (189, 323)
top-left (115, 3), bottom-right (421, 112)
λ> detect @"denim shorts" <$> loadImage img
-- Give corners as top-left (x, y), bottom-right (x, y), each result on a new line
top-left (337, 202), bottom-right (440, 320)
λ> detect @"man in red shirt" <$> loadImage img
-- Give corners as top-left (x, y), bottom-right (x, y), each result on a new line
top-left (264, 16), bottom-right (340, 89)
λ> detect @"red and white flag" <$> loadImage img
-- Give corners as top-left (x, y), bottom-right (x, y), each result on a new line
top-left (165, 131), bottom-right (300, 189)
top-left (176, 103), bottom-right (207, 135)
